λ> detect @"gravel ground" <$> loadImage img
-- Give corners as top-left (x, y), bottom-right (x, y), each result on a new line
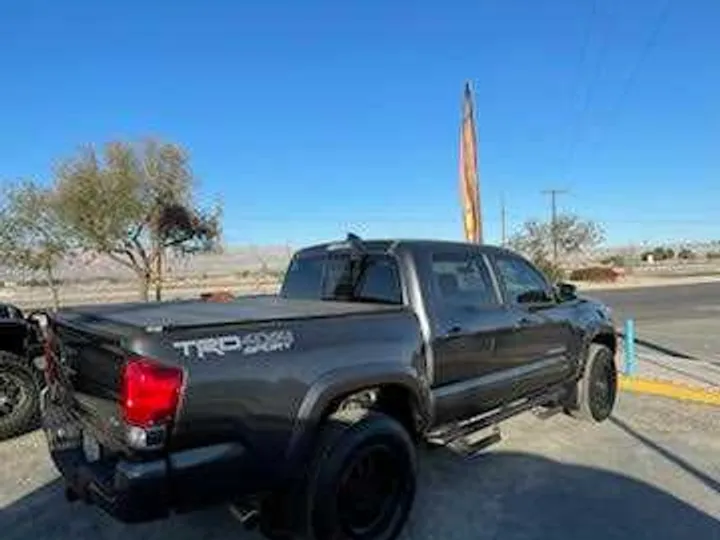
top-left (1, 393), bottom-right (718, 540)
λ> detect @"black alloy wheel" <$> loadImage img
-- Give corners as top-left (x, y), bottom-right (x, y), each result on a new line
top-left (0, 371), bottom-right (27, 418)
top-left (335, 442), bottom-right (408, 538)
top-left (588, 348), bottom-right (617, 422)
top-left (0, 353), bottom-right (42, 440)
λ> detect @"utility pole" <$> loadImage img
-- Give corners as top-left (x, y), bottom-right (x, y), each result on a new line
top-left (500, 194), bottom-right (507, 246)
top-left (541, 189), bottom-right (568, 264)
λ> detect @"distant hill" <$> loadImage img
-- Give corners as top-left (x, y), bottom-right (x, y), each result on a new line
top-left (3, 238), bottom-right (719, 284)
top-left (0, 245), bottom-right (294, 283)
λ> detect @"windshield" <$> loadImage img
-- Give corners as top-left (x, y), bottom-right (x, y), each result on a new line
top-left (280, 252), bottom-right (403, 305)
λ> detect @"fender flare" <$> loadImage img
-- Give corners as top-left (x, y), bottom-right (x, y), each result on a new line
top-left (283, 362), bottom-right (433, 468)
top-left (578, 323), bottom-right (617, 377)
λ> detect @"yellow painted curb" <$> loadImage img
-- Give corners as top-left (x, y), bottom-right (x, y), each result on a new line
top-left (618, 375), bottom-right (720, 406)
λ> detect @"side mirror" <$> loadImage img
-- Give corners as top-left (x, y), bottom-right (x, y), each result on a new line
top-left (556, 281), bottom-right (577, 302)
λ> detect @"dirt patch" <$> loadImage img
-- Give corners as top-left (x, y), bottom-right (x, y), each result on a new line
top-left (0, 276), bottom-right (282, 310)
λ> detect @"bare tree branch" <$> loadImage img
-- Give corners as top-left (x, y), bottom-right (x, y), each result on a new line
top-left (508, 213), bottom-right (605, 275)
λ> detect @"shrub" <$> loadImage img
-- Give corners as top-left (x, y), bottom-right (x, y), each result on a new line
top-left (652, 246), bottom-right (674, 261)
top-left (600, 255), bottom-right (626, 267)
top-left (568, 266), bottom-right (619, 282)
top-left (532, 257), bottom-right (565, 282)
top-left (21, 277), bottom-right (63, 288)
top-left (265, 269), bottom-right (285, 279)
top-left (678, 248), bottom-right (696, 260)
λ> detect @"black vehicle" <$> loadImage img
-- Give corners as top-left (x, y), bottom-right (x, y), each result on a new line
top-left (41, 237), bottom-right (618, 540)
top-left (0, 302), bottom-right (48, 440)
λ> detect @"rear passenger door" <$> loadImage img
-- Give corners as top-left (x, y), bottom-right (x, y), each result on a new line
top-left (489, 252), bottom-right (575, 392)
top-left (427, 247), bottom-right (519, 424)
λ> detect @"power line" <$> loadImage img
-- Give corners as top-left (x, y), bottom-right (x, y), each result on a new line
top-left (604, 0), bottom-right (674, 123)
top-left (563, 0), bottom-right (674, 180)
top-left (500, 194), bottom-right (507, 246)
top-left (541, 189), bottom-right (569, 264)
top-left (563, 0), bottom-right (602, 179)
top-left (569, 0), bottom-right (599, 100)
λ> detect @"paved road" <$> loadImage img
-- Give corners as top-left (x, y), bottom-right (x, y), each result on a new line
top-left (1, 393), bottom-right (718, 540)
top-left (588, 282), bottom-right (720, 361)
top-left (589, 281), bottom-right (720, 323)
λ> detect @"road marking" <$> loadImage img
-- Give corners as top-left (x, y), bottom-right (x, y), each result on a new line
top-left (618, 375), bottom-right (720, 406)
top-left (693, 305), bottom-right (720, 312)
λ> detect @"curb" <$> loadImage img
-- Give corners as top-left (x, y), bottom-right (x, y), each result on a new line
top-left (618, 375), bottom-right (720, 406)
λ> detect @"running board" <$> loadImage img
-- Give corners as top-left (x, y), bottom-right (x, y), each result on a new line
top-left (228, 503), bottom-right (260, 530)
top-left (448, 427), bottom-right (503, 458)
top-left (427, 384), bottom-right (566, 446)
top-left (533, 404), bottom-right (564, 420)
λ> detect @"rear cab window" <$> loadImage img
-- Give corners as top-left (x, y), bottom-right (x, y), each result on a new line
top-left (281, 251), bottom-right (403, 305)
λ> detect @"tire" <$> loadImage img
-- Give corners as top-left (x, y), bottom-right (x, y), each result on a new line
top-left (0, 352), bottom-right (42, 441)
top-left (261, 409), bottom-right (417, 540)
top-left (566, 343), bottom-right (618, 423)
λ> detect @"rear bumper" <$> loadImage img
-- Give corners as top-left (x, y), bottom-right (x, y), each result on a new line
top-left (50, 445), bottom-right (171, 522)
top-left (40, 388), bottom-right (266, 523)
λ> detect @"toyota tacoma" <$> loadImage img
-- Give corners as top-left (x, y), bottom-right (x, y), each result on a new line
top-left (41, 235), bottom-right (618, 540)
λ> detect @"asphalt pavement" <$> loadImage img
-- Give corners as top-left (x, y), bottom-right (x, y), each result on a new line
top-left (588, 282), bottom-right (720, 362)
top-left (1, 393), bottom-right (718, 540)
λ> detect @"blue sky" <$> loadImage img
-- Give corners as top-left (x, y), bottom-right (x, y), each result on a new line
top-left (1, 0), bottom-right (719, 247)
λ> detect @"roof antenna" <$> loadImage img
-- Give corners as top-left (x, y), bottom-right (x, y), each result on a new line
top-left (345, 232), bottom-right (366, 260)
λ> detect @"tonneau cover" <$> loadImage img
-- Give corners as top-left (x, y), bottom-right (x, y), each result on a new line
top-left (55, 295), bottom-right (404, 332)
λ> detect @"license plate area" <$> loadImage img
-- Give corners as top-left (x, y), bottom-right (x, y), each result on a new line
top-left (82, 431), bottom-right (102, 463)
top-left (42, 389), bottom-right (83, 452)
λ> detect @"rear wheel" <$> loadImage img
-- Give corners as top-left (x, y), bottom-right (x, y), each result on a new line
top-left (260, 410), bottom-right (417, 540)
top-left (565, 343), bottom-right (618, 423)
top-left (0, 353), bottom-right (42, 440)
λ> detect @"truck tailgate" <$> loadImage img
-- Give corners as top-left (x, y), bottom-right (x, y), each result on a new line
top-left (46, 320), bottom-right (132, 454)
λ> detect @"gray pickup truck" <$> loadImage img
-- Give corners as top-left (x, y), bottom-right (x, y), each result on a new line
top-left (41, 236), bottom-right (618, 540)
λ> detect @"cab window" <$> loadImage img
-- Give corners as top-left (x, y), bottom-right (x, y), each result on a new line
top-left (493, 253), bottom-right (554, 304)
top-left (430, 251), bottom-right (498, 307)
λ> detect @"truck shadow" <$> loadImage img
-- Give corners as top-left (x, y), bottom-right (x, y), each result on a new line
top-left (1, 447), bottom-right (717, 540)
top-left (410, 447), bottom-right (719, 540)
top-left (616, 331), bottom-right (700, 361)
top-left (608, 416), bottom-right (719, 494)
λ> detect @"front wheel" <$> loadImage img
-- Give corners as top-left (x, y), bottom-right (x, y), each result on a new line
top-left (565, 343), bottom-right (618, 423)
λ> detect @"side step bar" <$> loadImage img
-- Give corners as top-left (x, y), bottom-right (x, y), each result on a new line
top-left (448, 427), bottom-right (503, 459)
top-left (427, 384), bottom-right (567, 447)
top-left (532, 404), bottom-right (564, 420)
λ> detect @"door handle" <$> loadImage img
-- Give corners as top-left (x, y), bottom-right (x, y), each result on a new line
top-left (514, 317), bottom-right (534, 330)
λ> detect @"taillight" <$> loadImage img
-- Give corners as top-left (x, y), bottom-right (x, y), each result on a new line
top-left (43, 326), bottom-right (58, 384)
top-left (120, 357), bottom-right (183, 428)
